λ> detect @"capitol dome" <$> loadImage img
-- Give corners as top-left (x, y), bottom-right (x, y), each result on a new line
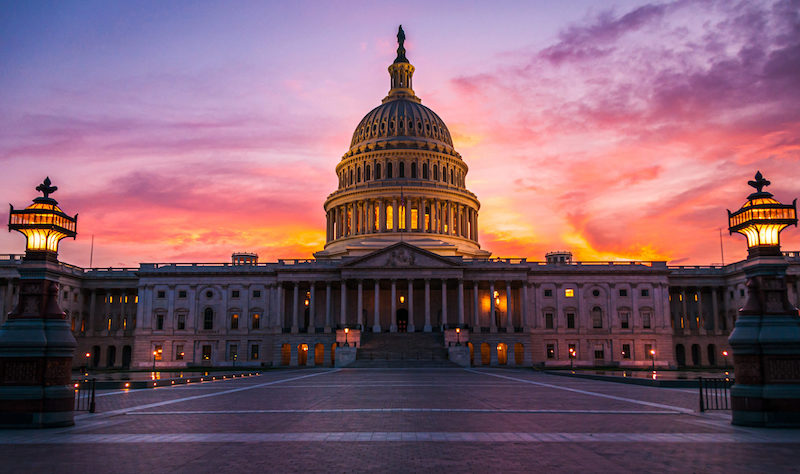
top-left (315, 26), bottom-right (490, 260)
top-left (348, 99), bottom-right (455, 152)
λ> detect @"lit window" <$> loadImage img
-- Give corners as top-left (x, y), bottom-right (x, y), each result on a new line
top-left (565, 289), bottom-right (574, 297)
top-left (154, 345), bottom-right (163, 361)
top-left (134, 296), bottom-right (139, 303)
top-left (109, 296), bottom-right (114, 303)
top-left (123, 318), bottom-right (127, 330)
top-left (107, 318), bottom-right (112, 331)
top-left (252, 313), bottom-right (260, 329)
top-left (231, 313), bottom-right (239, 330)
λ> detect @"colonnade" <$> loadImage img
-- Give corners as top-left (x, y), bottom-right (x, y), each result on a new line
top-left (670, 286), bottom-right (732, 335)
top-left (325, 198), bottom-right (478, 243)
top-left (283, 278), bottom-right (526, 334)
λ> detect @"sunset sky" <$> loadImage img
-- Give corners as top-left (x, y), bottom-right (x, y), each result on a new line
top-left (1, 0), bottom-right (798, 267)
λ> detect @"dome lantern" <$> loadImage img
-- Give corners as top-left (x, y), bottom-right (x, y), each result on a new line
top-left (384, 25), bottom-right (420, 104)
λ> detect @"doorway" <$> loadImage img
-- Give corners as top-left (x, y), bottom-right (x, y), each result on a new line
top-left (396, 308), bottom-right (409, 332)
top-left (122, 345), bottom-right (132, 368)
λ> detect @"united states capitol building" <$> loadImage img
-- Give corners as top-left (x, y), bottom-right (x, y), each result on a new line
top-left (2, 29), bottom-right (799, 371)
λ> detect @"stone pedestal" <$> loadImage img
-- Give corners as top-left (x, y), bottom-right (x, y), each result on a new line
top-left (729, 256), bottom-right (800, 427)
top-left (0, 261), bottom-right (77, 428)
top-left (448, 346), bottom-right (470, 367)
top-left (335, 346), bottom-right (357, 367)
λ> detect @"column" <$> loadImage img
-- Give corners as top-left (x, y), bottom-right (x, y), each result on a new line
top-left (448, 201), bottom-right (454, 235)
top-left (357, 280), bottom-right (363, 329)
top-left (697, 288), bottom-right (704, 332)
top-left (379, 200), bottom-right (386, 232)
top-left (458, 280), bottom-right (464, 326)
top-left (392, 198), bottom-right (399, 231)
top-left (522, 282), bottom-right (529, 331)
top-left (473, 281), bottom-right (480, 328)
top-left (405, 198), bottom-right (412, 231)
top-left (490, 281), bottom-right (497, 332)
top-left (417, 198), bottom-right (424, 231)
top-left (353, 202), bottom-right (359, 235)
top-left (711, 287), bottom-right (719, 334)
top-left (506, 282), bottom-right (513, 331)
top-left (424, 279), bottom-right (432, 332)
top-left (291, 283), bottom-right (299, 333)
top-left (390, 279), bottom-right (397, 332)
top-left (407, 280), bottom-right (415, 332)
top-left (373, 280), bottom-right (381, 332)
top-left (681, 287), bottom-right (688, 332)
top-left (309, 283), bottom-right (316, 332)
top-left (277, 284), bottom-right (285, 329)
top-left (324, 211), bottom-right (328, 241)
top-left (340, 281), bottom-right (347, 326)
top-left (441, 279), bottom-right (448, 328)
top-left (104, 292), bottom-right (111, 332)
top-left (88, 290), bottom-right (97, 334)
top-left (474, 210), bottom-right (479, 241)
top-left (325, 282), bottom-right (332, 332)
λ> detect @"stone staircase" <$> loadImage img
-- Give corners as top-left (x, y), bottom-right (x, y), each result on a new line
top-left (348, 332), bottom-right (457, 368)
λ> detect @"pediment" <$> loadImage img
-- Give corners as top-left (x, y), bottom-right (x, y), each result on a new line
top-left (343, 242), bottom-right (461, 269)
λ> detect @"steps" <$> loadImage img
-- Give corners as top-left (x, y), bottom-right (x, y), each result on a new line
top-left (348, 332), bottom-right (457, 368)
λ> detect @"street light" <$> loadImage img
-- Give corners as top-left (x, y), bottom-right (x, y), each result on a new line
top-left (569, 347), bottom-right (575, 370)
top-left (152, 350), bottom-right (157, 370)
top-left (455, 327), bottom-right (461, 346)
top-left (84, 351), bottom-right (90, 375)
top-left (344, 327), bottom-right (350, 347)
top-left (728, 171), bottom-right (797, 258)
top-left (722, 350), bottom-right (729, 375)
top-left (650, 349), bottom-right (656, 372)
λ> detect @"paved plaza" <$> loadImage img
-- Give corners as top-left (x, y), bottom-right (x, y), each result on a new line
top-left (2, 368), bottom-right (799, 472)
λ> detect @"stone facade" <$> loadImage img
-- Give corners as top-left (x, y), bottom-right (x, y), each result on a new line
top-left (1, 249), bottom-right (798, 369)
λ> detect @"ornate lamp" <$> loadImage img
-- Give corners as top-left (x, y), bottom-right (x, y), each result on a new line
top-left (0, 177), bottom-right (78, 428)
top-left (727, 171), bottom-right (800, 428)
top-left (728, 171), bottom-right (796, 257)
top-left (9, 177), bottom-right (78, 261)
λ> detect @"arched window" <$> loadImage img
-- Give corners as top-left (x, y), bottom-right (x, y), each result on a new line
top-left (365, 165), bottom-right (371, 181)
top-left (411, 162), bottom-right (417, 178)
top-left (357, 167), bottom-right (361, 182)
top-left (387, 162), bottom-right (393, 179)
top-left (203, 308), bottom-right (214, 330)
top-left (349, 169), bottom-right (353, 185)
top-left (422, 163), bottom-right (429, 179)
top-left (375, 163), bottom-right (382, 179)
top-left (433, 165), bottom-right (439, 181)
top-left (450, 169), bottom-right (454, 184)
top-left (399, 162), bottom-right (405, 178)
top-left (442, 166), bottom-right (447, 182)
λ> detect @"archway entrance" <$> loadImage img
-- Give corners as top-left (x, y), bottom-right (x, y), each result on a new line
top-left (122, 345), bottom-right (132, 368)
top-left (298, 344), bottom-right (308, 366)
top-left (675, 344), bottom-right (686, 367)
top-left (396, 308), bottom-right (409, 332)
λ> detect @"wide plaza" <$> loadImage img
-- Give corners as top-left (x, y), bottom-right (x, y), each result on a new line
top-left (1, 368), bottom-right (798, 472)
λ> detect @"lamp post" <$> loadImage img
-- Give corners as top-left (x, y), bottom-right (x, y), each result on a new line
top-left (455, 327), bottom-right (461, 346)
top-left (569, 347), bottom-right (575, 370)
top-left (0, 178), bottom-right (79, 428)
top-left (726, 171), bottom-right (799, 427)
top-left (722, 350), bottom-right (729, 375)
top-left (650, 349), bottom-right (656, 372)
top-left (152, 350), bottom-right (157, 371)
top-left (344, 327), bottom-right (350, 347)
